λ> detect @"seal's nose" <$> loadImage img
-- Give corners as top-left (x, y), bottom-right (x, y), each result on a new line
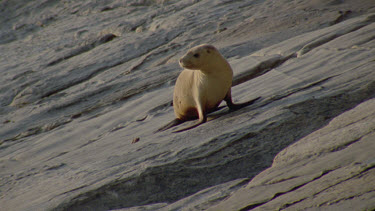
top-left (179, 58), bottom-right (183, 64)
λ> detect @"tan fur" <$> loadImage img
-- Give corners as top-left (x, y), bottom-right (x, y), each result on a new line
top-left (156, 44), bottom-right (260, 133)
top-left (173, 44), bottom-right (232, 120)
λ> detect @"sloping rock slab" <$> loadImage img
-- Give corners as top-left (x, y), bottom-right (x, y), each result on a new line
top-left (208, 98), bottom-right (375, 211)
top-left (1, 1), bottom-right (375, 211)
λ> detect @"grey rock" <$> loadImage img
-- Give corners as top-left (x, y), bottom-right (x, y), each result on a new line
top-left (1, 0), bottom-right (375, 211)
top-left (208, 98), bottom-right (375, 210)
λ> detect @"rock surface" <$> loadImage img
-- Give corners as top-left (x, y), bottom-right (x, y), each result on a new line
top-left (1, 0), bottom-right (375, 210)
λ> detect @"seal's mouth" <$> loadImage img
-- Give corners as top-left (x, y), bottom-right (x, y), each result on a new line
top-left (179, 58), bottom-right (196, 70)
top-left (180, 62), bottom-right (192, 69)
top-left (181, 63), bottom-right (197, 70)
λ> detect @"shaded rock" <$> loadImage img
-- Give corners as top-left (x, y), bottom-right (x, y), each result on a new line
top-left (208, 98), bottom-right (375, 211)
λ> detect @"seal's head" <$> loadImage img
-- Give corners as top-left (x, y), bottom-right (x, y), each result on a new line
top-left (179, 44), bottom-right (221, 71)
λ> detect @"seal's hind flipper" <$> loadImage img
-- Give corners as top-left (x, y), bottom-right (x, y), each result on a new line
top-left (226, 96), bottom-right (261, 110)
top-left (155, 118), bottom-right (184, 133)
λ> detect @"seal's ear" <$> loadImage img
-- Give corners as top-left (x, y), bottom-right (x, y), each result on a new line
top-left (206, 49), bottom-right (211, 53)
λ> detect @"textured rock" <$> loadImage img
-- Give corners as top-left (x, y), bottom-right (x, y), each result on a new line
top-left (0, 0), bottom-right (375, 210)
top-left (208, 99), bottom-right (375, 210)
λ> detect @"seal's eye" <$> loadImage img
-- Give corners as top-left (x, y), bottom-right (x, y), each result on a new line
top-left (193, 53), bottom-right (200, 58)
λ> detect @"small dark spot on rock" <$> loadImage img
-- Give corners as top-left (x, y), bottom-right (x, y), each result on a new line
top-left (332, 10), bottom-right (352, 25)
top-left (217, 27), bottom-right (227, 33)
top-left (100, 6), bottom-right (113, 12)
top-left (132, 137), bottom-right (140, 144)
top-left (136, 115), bottom-right (148, 121)
top-left (71, 113), bottom-right (82, 119)
top-left (98, 33), bottom-right (117, 44)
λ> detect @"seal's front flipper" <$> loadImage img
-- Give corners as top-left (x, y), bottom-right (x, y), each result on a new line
top-left (155, 118), bottom-right (184, 133)
top-left (172, 113), bottom-right (207, 133)
top-left (172, 119), bottom-right (206, 133)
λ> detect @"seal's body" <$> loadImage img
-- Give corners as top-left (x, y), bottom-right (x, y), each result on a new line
top-left (174, 44), bottom-right (232, 121)
top-left (157, 44), bottom-right (259, 132)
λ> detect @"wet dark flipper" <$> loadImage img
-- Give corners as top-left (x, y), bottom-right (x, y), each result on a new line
top-left (172, 114), bottom-right (207, 133)
top-left (224, 90), bottom-right (261, 110)
top-left (155, 118), bottom-right (184, 133)
top-left (172, 119), bottom-right (206, 133)
top-left (227, 96), bottom-right (261, 110)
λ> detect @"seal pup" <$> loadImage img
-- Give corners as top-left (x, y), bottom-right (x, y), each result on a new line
top-left (157, 44), bottom-right (260, 133)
